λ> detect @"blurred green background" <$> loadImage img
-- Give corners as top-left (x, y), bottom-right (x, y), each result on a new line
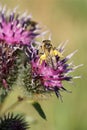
top-left (0, 0), bottom-right (87, 130)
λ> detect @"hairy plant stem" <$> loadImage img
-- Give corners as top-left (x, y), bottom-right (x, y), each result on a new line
top-left (0, 96), bottom-right (34, 117)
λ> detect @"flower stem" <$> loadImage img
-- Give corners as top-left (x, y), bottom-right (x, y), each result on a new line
top-left (0, 96), bottom-right (34, 116)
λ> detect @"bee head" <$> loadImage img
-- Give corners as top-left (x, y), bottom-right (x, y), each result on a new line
top-left (42, 40), bottom-right (52, 49)
top-left (26, 20), bottom-right (37, 30)
top-left (29, 21), bottom-right (37, 26)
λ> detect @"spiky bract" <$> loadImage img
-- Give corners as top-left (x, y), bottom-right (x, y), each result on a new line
top-left (0, 113), bottom-right (29, 130)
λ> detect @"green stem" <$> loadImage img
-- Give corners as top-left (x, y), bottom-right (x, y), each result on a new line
top-left (0, 96), bottom-right (34, 116)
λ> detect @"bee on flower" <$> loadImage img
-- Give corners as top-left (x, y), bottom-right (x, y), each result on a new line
top-left (39, 39), bottom-right (63, 69)
top-left (28, 38), bottom-right (83, 99)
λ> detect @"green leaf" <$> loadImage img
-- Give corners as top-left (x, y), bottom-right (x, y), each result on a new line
top-left (32, 101), bottom-right (47, 120)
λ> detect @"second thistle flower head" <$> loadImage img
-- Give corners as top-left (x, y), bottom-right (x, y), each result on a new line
top-left (29, 39), bottom-right (82, 98)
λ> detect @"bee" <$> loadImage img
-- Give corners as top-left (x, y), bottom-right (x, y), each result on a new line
top-left (39, 40), bottom-right (63, 69)
top-left (27, 20), bottom-right (37, 31)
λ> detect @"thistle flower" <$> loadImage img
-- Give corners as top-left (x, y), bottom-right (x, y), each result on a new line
top-left (0, 6), bottom-right (40, 101)
top-left (28, 39), bottom-right (82, 98)
top-left (0, 113), bottom-right (29, 130)
top-left (0, 6), bottom-right (39, 45)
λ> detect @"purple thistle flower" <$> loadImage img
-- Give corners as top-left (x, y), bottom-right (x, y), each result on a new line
top-left (0, 6), bottom-right (39, 45)
top-left (30, 39), bottom-right (82, 98)
top-left (0, 6), bottom-right (40, 100)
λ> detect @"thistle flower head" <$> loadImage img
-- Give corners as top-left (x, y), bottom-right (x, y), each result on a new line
top-left (0, 6), bottom-right (39, 45)
top-left (28, 39), bottom-right (82, 98)
top-left (0, 6), bottom-right (40, 101)
top-left (0, 113), bottom-right (29, 130)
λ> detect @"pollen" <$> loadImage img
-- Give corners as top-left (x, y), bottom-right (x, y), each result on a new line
top-left (39, 54), bottom-right (46, 64)
top-left (53, 50), bottom-right (63, 57)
